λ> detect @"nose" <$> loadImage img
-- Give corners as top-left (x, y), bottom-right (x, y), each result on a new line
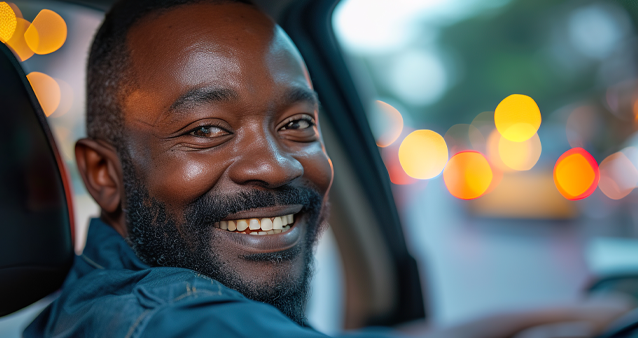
top-left (228, 130), bottom-right (303, 189)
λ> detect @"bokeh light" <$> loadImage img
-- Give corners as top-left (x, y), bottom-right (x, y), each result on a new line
top-left (486, 129), bottom-right (514, 173)
top-left (7, 2), bottom-right (21, 19)
top-left (471, 111), bottom-right (496, 136)
top-left (0, 2), bottom-right (17, 42)
top-left (498, 133), bottom-right (542, 171)
top-left (553, 147), bottom-right (599, 200)
top-left (444, 124), bottom-right (484, 155)
top-left (443, 151), bottom-right (493, 200)
top-left (494, 94), bottom-right (542, 142)
top-left (598, 150), bottom-right (638, 200)
top-left (370, 100), bottom-right (404, 147)
top-left (399, 129), bottom-right (448, 179)
top-left (27, 71), bottom-right (60, 117)
top-left (381, 140), bottom-right (417, 185)
top-left (566, 105), bottom-right (600, 148)
top-left (24, 9), bottom-right (67, 55)
top-left (5, 18), bottom-right (33, 61)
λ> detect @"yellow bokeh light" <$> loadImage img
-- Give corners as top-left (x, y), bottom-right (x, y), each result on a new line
top-left (373, 100), bottom-right (403, 147)
top-left (0, 2), bottom-right (17, 42)
top-left (553, 148), bottom-right (599, 200)
top-left (598, 151), bottom-right (638, 200)
top-left (27, 72), bottom-right (60, 117)
top-left (5, 18), bottom-right (33, 61)
top-left (24, 9), bottom-right (67, 55)
top-left (443, 151), bottom-right (493, 200)
top-left (494, 94), bottom-right (541, 142)
top-left (498, 133), bottom-right (542, 171)
top-left (486, 129), bottom-right (514, 173)
top-left (398, 129), bottom-right (448, 179)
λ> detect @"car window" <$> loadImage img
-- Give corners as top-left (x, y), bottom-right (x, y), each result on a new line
top-left (334, 0), bottom-right (638, 326)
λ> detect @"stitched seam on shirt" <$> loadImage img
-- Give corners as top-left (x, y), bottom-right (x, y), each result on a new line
top-left (135, 287), bottom-right (227, 337)
top-left (125, 309), bottom-right (151, 338)
top-left (81, 254), bottom-right (105, 270)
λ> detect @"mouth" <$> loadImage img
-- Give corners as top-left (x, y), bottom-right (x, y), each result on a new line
top-left (213, 213), bottom-right (297, 235)
top-left (214, 205), bottom-right (306, 253)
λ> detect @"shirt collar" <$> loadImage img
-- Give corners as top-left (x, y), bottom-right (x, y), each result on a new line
top-left (81, 217), bottom-right (149, 271)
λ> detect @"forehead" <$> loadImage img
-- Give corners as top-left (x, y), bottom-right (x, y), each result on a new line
top-left (124, 2), bottom-right (311, 112)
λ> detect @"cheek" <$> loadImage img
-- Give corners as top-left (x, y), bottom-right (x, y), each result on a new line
top-left (146, 153), bottom-right (226, 205)
top-left (299, 145), bottom-right (333, 195)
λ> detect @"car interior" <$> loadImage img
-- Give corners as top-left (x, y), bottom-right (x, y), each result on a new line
top-left (3, 0), bottom-right (638, 337)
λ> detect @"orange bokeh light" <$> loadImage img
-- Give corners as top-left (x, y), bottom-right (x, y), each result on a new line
top-left (27, 72), bottom-right (60, 117)
top-left (553, 148), bottom-right (599, 200)
top-left (0, 2), bottom-right (17, 42)
top-left (443, 151), bottom-right (493, 200)
top-left (24, 9), bottom-right (67, 55)
top-left (598, 151), bottom-right (638, 200)
top-left (4, 17), bottom-right (32, 61)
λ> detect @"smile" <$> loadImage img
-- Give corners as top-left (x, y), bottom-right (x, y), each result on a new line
top-left (214, 213), bottom-right (296, 235)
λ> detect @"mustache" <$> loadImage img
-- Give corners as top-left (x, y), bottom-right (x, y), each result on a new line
top-left (184, 185), bottom-right (322, 228)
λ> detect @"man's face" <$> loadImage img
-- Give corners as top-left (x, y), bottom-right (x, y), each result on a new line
top-left (118, 3), bottom-right (333, 324)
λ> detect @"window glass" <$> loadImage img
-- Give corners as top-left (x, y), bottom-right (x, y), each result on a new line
top-left (334, 0), bottom-right (638, 325)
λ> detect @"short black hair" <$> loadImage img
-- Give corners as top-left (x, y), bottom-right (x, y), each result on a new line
top-left (86, 0), bottom-right (253, 152)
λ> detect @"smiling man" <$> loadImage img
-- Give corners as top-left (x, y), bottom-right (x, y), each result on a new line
top-left (23, 0), bottom-right (633, 337)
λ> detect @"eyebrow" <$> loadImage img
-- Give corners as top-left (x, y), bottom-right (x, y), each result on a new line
top-left (282, 87), bottom-right (319, 109)
top-left (169, 87), bottom-right (239, 112)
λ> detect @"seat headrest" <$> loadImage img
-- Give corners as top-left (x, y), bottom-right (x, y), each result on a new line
top-left (0, 42), bottom-right (74, 317)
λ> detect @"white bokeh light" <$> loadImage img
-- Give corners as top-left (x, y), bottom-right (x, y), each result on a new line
top-left (387, 49), bottom-right (447, 106)
top-left (568, 2), bottom-right (630, 60)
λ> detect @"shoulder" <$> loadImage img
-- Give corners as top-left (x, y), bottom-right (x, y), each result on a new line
top-left (25, 266), bottom-right (248, 338)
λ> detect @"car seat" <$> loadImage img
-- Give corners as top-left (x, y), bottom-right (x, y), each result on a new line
top-left (0, 41), bottom-right (74, 317)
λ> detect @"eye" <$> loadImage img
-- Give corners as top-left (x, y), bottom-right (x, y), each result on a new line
top-left (280, 115), bottom-right (316, 131)
top-left (189, 125), bottom-right (229, 138)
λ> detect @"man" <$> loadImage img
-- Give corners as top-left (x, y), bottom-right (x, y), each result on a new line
top-left (24, 0), bottom-right (632, 337)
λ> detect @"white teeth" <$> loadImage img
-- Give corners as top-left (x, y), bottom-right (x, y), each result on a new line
top-left (220, 214), bottom-right (296, 234)
top-left (273, 217), bottom-right (283, 229)
top-left (237, 219), bottom-right (248, 231)
top-left (249, 218), bottom-right (260, 230)
top-left (261, 218), bottom-right (273, 231)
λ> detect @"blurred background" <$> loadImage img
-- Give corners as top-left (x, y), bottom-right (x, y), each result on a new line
top-left (334, 0), bottom-right (638, 329)
top-left (2, 0), bottom-right (638, 336)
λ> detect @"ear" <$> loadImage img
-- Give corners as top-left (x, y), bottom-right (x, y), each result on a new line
top-left (75, 138), bottom-right (125, 227)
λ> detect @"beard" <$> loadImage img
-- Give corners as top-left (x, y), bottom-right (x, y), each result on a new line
top-left (120, 152), bottom-right (327, 326)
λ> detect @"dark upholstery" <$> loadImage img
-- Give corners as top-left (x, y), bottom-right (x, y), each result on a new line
top-left (0, 42), bottom-right (74, 317)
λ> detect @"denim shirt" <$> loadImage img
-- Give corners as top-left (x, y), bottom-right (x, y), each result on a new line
top-left (24, 218), bottom-right (400, 338)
